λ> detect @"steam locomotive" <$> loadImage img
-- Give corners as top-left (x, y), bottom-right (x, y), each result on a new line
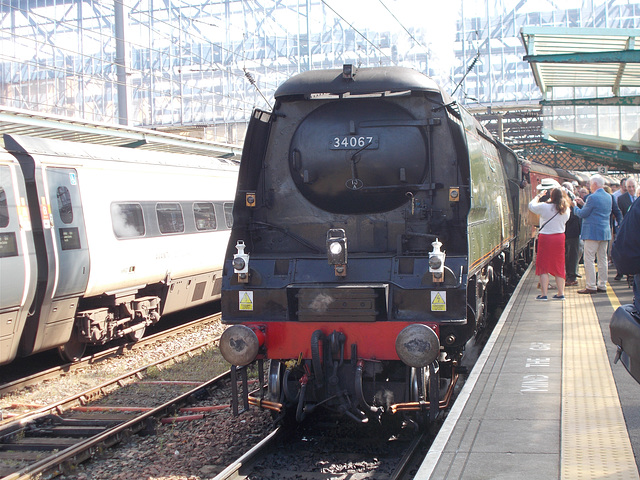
top-left (218, 65), bottom-right (566, 425)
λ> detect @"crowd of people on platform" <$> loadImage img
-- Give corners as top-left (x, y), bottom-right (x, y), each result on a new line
top-left (527, 172), bottom-right (640, 302)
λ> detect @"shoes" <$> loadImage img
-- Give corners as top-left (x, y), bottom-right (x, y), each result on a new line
top-left (565, 280), bottom-right (578, 286)
top-left (577, 288), bottom-right (598, 294)
top-left (553, 294), bottom-right (565, 300)
top-left (536, 295), bottom-right (548, 301)
top-left (615, 274), bottom-right (623, 281)
top-left (597, 287), bottom-right (607, 292)
top-left (537, 283), bottom-right (557, 290)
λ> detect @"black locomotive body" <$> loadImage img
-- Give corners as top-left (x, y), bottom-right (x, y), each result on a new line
top-left (219, 66), bottom-right (534, 424)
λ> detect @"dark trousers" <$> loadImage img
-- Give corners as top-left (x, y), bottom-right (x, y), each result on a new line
top-left (565, 236), bottom-right (580, 281)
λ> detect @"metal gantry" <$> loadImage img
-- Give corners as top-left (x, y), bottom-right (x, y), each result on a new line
top-left (0, 0), bottom-right (639, 151)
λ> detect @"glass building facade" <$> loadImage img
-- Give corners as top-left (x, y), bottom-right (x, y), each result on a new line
top-left (1, 0), bottom-right (638, 145)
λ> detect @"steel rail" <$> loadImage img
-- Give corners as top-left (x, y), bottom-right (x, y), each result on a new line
top-left (1, 370), bottom-right (232, 480)
top-left (389, 432), bottom-right (427, 480)
top-left (0, 332), bottom-right (221, 428)
top-left (0, 314), bottom-right (221, 397)
top-left (212, 427), bottom-right (283, 480)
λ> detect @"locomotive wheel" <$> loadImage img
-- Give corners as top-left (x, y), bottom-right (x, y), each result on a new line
top-left (267, 361), bottom-right (296, 425)
top-left (410, 364), bottom-right (440, 427)
top-left (267, 360), bottom-right (284, 402)
top-left (428, 362), bottom-right (440, 423)
top-left (410, 367), bottom-right (427, 402)
top-left (58, 335), bottom-right (86, 363)
top-left (410, 366), bottom-right (429, 427)
top-left (126, 325), bottom-right (146, 342)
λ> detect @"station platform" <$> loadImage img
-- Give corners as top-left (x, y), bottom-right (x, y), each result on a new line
top-left (416, 264), bottom-right (640, 480)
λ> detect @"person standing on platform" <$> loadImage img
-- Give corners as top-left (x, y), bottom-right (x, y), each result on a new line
top-left (529, 183), bottom-right (570, 300)
top-left (612, 197), bottom-right (640, 314)
top-left (563, 182), bottom-right (581, 286)
top-left (613, 177), bottom-right (627, 202)
top-left (605, 185), bottom-right (623, 271)
top-left (617, 178), bottom-right (637, 217)
top-left (579, 186), bottom-right (590, 201)
top-left (615, 178), bottom-right (637, 281)
top-left (574, 174), bottom-right (613, 294)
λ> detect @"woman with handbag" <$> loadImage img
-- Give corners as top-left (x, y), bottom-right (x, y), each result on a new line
top-left (529, 183), bottom-right (571, 300)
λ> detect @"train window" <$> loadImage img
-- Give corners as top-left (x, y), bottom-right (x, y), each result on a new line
top-left (111, 203), bottom-right (145, 238)
top-left (157, 202), bottom-right (185, 234)
top-left (194, 202), bottom-right (217, 231)
top-left (224, 202), bottom-right (233, 229)
top-left (56, 186), bottom-right (73, 224)
top-left (0, 187), bottom-right (8, 228)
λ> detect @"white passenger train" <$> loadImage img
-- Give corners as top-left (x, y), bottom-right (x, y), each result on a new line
top-left (0, 134), bottom-right (238, 365)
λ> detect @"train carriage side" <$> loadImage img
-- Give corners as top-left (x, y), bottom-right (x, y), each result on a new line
top-left (0, 147), bottom-right (37, 365)
top-left (4, 135), bottom-right (90, 359)
top-left (3, 134), bottom-right (238, 362)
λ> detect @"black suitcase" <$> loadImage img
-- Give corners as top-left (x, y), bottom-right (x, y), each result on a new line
top-left (610, 304), bottom-right (640, 384)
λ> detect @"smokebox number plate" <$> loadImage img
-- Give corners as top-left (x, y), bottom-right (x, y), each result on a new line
top-left (330, 135), bottom-right (379, 150)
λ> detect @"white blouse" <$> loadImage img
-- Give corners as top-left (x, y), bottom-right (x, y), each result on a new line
top-left (528, 200), bottom-right (570, 234)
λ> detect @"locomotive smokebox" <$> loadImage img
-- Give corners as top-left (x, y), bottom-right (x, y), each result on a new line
top-left (219, 325), bottom-right (263, 366)
top-left (395, 324), bottom-right (440, 367)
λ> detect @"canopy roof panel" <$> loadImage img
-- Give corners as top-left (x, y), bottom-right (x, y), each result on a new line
top-left (520, 27), bottom-right (640, 94)
top-left (0, 106), bottom-right (242, 160)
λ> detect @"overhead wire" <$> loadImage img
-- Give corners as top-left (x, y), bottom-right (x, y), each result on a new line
top-left (319, 0), bottom-right (395, 65)
top-left (376, 0), bottom-right (430, 54)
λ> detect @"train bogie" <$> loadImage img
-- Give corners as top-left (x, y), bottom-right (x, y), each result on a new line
top-left (0, 134), bottom-right (238, 365)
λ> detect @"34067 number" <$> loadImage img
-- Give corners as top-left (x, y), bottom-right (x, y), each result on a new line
top-left (330, 135), bottom-right (379, 150)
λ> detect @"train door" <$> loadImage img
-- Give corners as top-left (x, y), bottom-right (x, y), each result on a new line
top-left (26, 166), bottom-right (91, 353)
top-left (45, 168), bottom-right (90, 298)
top-left (14, 157), bottom-right (90, 355)
top-left (0, 161), bottom-right (37, 365)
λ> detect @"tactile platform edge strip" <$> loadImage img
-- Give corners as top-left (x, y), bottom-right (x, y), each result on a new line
top-left (561, 272), bottom-right (638, 480)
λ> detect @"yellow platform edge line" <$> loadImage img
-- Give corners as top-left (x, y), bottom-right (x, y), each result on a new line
top-left (561, 268), bottom-right (639, 480)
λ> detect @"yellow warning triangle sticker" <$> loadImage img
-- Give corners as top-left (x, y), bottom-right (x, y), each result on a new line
top-left (239, 291), bottom-right (253, 311)
top-left (432, 293), bottom-right (445, 304)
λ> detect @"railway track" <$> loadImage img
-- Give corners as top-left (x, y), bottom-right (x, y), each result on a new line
top-left (0, 314), bottom-right (222, 399)
top-left (0, 332), bottom-right (230, 480)
top-left (214, 420), bottom-right (429, 480)
top-left (0, 285), bottom-right (507, 479)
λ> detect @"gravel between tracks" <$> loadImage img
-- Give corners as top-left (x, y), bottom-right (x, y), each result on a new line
top-left (61, 406), bottom-right (274, 480)
top-left (1, 319), bottom-right (276, 480)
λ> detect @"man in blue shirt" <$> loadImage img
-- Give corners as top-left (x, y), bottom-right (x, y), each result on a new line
top-left (574, 174), bottom-right (612, 294)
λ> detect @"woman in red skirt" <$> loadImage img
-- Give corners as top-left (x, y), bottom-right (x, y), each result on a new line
top-left (529, 184), bottom-right (571, 300)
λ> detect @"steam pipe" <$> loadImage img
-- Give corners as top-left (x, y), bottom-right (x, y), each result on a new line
top-left (295, 374), bottom-right (311, 422)
top-left (355, 360), bottom-right (380, 414)
top-left (311, 330), bottom-right (324, 388)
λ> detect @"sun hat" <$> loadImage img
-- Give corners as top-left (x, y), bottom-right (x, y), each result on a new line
top-left (536, 178), bottom-right (561, 191)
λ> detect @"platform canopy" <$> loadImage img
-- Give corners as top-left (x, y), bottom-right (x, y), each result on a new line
top-left (0, 105), bottom-right (242, 160)
top-left (521, 27), bottom-right (640, 94)
top-left (521, 27), bottom-right (640, 172)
